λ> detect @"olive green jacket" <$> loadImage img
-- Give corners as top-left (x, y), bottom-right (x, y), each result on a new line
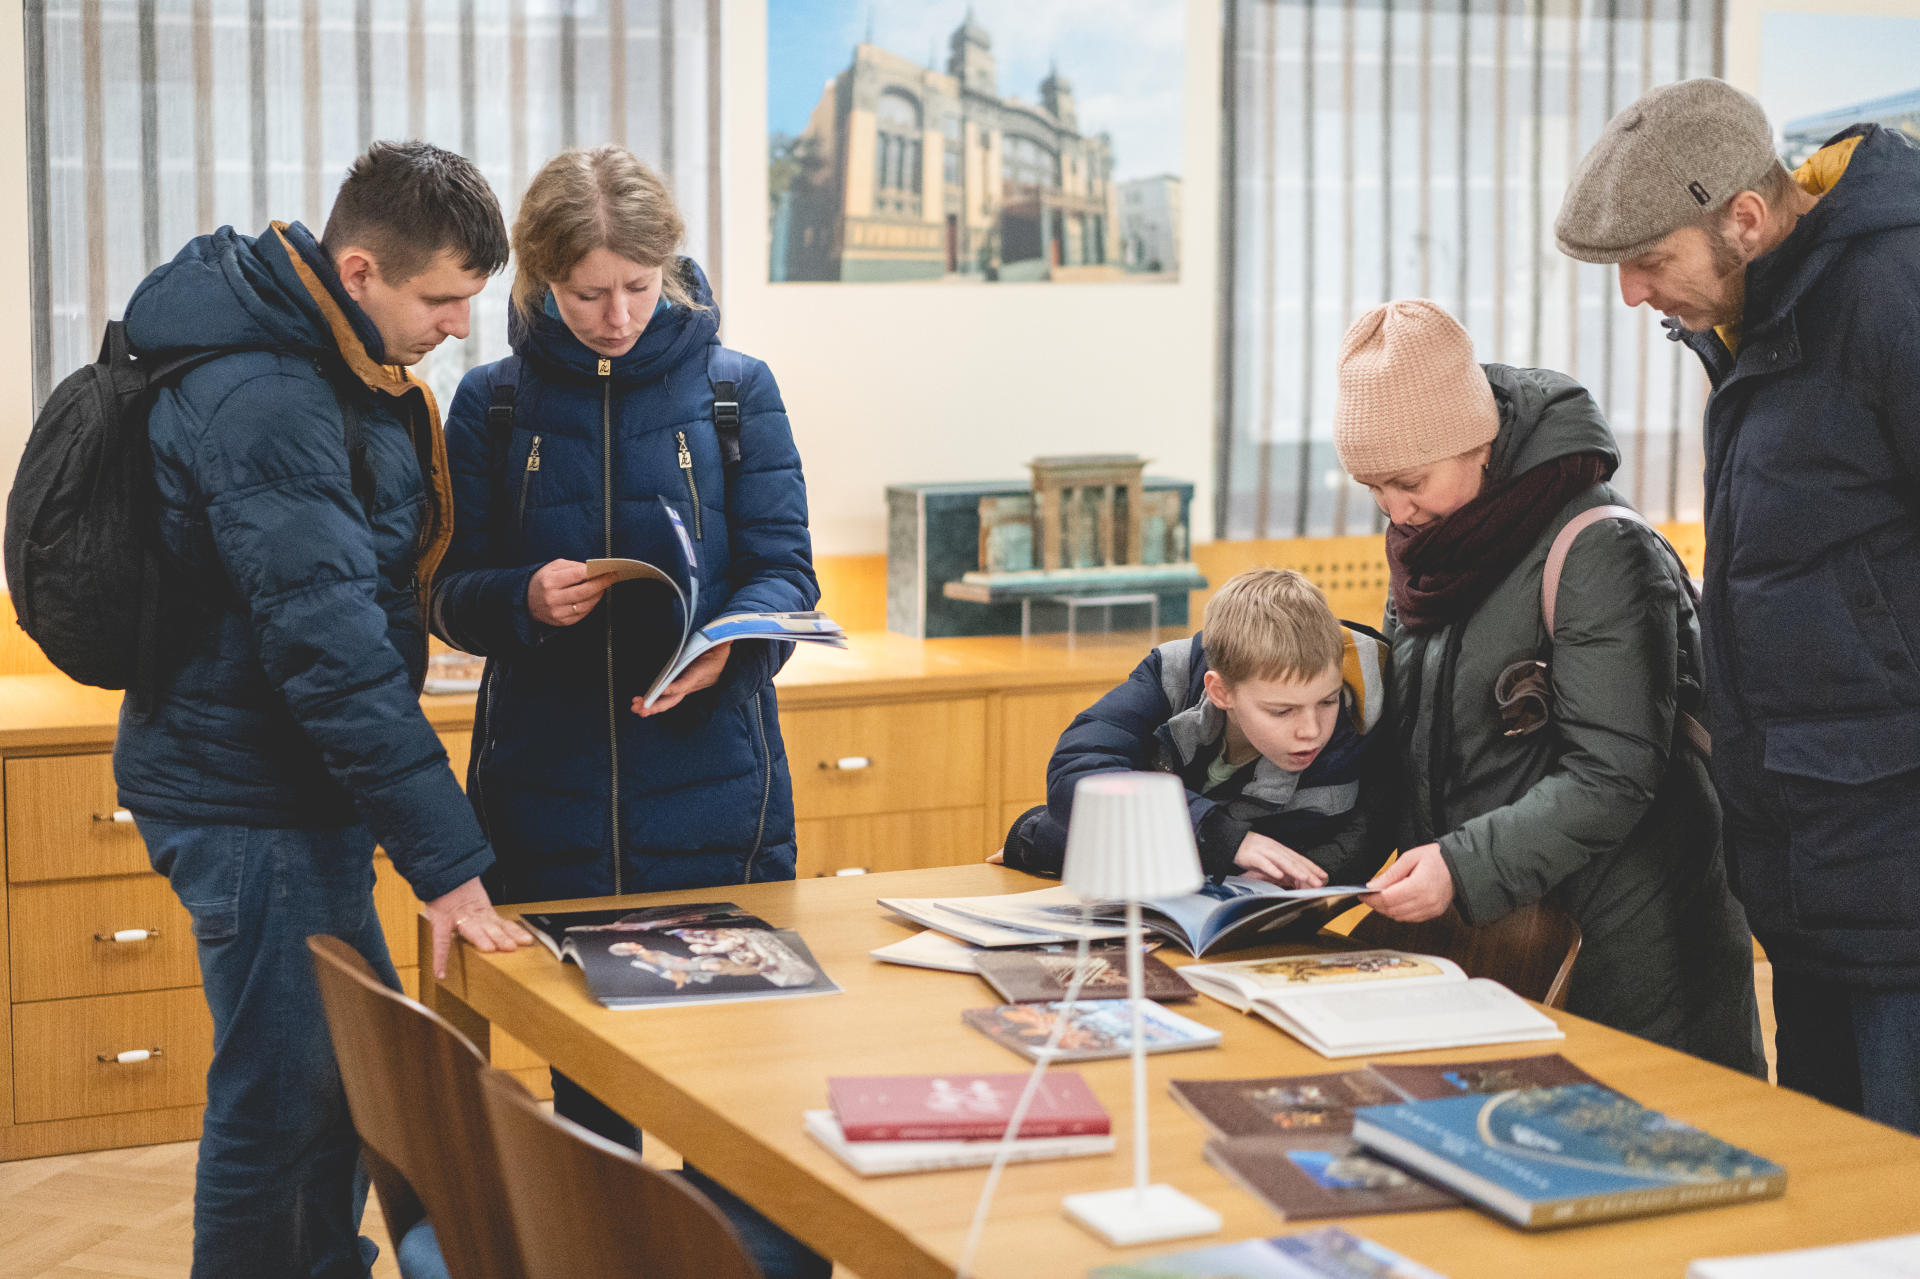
top-left (1387, 364), bottom-right (1764, 1075)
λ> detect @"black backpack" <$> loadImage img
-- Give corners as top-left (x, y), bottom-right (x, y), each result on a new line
top-left (4, 321), bottom-right (370, 704)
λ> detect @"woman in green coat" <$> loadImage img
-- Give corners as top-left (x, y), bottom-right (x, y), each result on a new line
top-left (1334, 300), bottom-right (1764, 1075)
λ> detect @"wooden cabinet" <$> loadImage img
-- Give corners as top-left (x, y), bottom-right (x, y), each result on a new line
top-left (0, 634), bottom-right (1136, 1159)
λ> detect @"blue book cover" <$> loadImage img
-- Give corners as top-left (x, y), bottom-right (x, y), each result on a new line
top-left (1350, 1084), bottom-right (1786, 1229)
top-left (1088, 1226), bottom-right (1445, 1278)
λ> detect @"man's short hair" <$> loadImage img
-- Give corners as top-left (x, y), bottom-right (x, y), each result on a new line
top-left (321, 141), bottom-right (509, 283)
top-left (1203, 569), bottom-right (1346, 686)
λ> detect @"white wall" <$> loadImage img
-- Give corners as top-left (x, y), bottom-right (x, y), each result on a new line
top-left (720, 0), bottom-right (1222, 556)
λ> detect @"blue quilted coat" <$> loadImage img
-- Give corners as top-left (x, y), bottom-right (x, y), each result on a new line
top-left (430, 261), bottom-right (816, 901)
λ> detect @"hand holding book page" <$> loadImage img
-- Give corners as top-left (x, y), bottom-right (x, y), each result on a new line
top-left (593, 499), bottom-right (849, 711)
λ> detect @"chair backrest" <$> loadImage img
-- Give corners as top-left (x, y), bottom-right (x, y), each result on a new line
top-left (307, 935), bottom-right (521, 1279)
top-left (1348, 900), bottom-right (1582, 1008)
top-left (476, 1067), bottom-right (764, 1279)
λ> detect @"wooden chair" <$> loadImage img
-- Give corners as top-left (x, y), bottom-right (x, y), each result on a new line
top-left (1348, 900), bottom-right (1583, 1008)
top-left (307, 935), bottom-right (520, 1279)
top-left (476, 1066), bottom-right (763, 1279)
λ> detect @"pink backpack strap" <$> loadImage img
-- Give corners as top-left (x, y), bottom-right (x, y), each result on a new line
top-left (1541, 504), bottom-right (1712, 757)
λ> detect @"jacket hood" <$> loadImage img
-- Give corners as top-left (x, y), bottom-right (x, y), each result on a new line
top-left (1482, 363), bottom-right (1621, 483)
top-left (123, 221), bottom-right (370, 364)
top-left (509, 256), bottom-right (720, 384)
top-left (1745, 125), bottom-right (1920, 332)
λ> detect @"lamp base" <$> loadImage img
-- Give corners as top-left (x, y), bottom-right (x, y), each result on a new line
top-left (1062, 1184), bottom-right (1222, 1246)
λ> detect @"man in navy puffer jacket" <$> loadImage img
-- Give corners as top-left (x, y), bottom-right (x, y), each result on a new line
top-left (116, 143), bottom-right (528, 1278)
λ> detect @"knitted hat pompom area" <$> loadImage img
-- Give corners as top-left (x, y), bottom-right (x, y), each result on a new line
top-left (1332, 299), bottom-right (1500, 484)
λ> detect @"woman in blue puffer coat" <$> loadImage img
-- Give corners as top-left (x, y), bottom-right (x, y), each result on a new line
top-left (429, 147), bottom-right (825, 1278)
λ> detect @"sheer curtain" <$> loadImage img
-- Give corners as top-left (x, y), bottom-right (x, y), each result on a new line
top-left (1218, 0), bottom-right (1722, 539)
top-left (26, 0), bottom-right (720, 415)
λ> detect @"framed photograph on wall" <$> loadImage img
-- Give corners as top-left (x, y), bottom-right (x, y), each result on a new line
top-left (1726, 0), bottom-right (1920, 164)
top-left (765, 1), bottom-right (1185, 284)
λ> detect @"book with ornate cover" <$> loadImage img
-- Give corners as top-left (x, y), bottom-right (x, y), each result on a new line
top-left (1204, 1132), bottom-right (1457, 1221)
top-left (518, 902), bottom-right (840, 1009)
top-left (1087, 1226), bottom-right (1447, 1278)
top-left (962, 1000), bottom-right (1222, 1062)
top-left (1170, 1070), bottom-right (1406, 1139)
top-left (1351, 1084), bottom-right (1787, 1229)
top-left (1366, 1053), bottom-right (1601, 1102)
top-left (972, 945), bottom-right (1194, 1004)
top-left (827, 1072), bottom-right (1108, 1142)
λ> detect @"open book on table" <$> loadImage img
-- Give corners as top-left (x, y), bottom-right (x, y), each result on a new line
top-left (899, 876), bottom-right (1364, 957)
top-left (518, 902), bottom-right (840, 1009)
top-left (591, 499), bottom-right (847, 708)
top-left (1180, 948), bottom-right (1564, 1057)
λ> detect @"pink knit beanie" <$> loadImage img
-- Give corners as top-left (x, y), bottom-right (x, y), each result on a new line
top-left (1333, 299), bottom-right (1499, 483)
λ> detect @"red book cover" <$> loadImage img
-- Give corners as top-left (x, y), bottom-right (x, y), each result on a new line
top-left (827, 1072), bottom-right (1110, 1142)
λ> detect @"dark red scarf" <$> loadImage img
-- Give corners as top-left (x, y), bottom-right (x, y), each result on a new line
top-left (1386, 453), bottom-right (1610, 633)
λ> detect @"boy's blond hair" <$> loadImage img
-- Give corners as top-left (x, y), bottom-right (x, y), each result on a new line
top-left (1202, 569), bottom-right (1345, 685)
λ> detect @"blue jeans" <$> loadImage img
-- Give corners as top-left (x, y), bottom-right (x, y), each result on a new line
top-left (142, 819), bottom-right (400, 1279)
top-left (1773, 969), bottom-right (1920, 1137)
top-left (552, 1072), bottom-right (831, 1279)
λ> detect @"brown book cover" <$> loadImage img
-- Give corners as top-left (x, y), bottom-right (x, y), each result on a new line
top-left (1204, 1133), bottom-right (1457, 1220)
top-left (961, 1001), bottom-right (1222, 1062)
top-left (972, 945), bottom-right (1195, 1004)
top-left (1169, 1071), bottom-right (1405, 1139)
top-left (1366, 1052), bottom-right (1602, 1102)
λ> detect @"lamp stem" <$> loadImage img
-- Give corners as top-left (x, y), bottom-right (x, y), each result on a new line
top-left (1127, 897), bottom-right (1149, 1194)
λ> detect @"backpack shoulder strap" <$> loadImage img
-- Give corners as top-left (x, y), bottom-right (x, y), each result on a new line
top-left (706, 345), bottom-right (745, 470)
top-left (485, 356), bottom-right (523, 546)
top-left (1542, 503), bottom-right (1711, 755)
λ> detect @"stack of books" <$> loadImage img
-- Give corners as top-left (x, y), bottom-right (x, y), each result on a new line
top-left (804, 1072), bottom-right (1114, 1175)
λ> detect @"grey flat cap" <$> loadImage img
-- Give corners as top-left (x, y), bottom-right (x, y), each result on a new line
top-left (1556, 78), bottom-right (1780, 263)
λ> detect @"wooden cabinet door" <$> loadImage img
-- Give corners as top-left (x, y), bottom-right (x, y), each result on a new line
top-left (12, 987), bottom-right (214, 1123)
top-left (794, 807), bottom-right (989, 877)
top-left (997, 684), bottom-right (1113, 809)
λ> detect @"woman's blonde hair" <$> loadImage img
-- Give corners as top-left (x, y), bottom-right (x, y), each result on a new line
top-left (510, 146), bottom-right (699, 320)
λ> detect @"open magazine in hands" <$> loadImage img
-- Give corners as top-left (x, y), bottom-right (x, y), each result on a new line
top-left (589, 499), bottom-right (848, 708)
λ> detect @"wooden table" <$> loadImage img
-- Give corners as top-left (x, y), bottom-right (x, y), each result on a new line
top-left (419, 865), bottom-right (1920, 1279)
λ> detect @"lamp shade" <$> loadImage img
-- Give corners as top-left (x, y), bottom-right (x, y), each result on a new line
top-left (1060, 772), bottom-right (1205, 902)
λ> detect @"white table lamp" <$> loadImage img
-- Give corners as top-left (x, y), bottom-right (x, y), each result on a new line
top-left (1057, 772), bottom-right (1223, 1246)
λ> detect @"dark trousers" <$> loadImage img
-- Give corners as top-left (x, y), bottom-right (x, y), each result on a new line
top-left (551, 1071), bottom-right (831, 1279)
top-left (1772, 969), bottom-right (1920, 1137)
top-left (142, 819), bottom-right (397, 1279)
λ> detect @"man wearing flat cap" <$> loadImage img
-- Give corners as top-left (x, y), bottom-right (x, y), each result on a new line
top-left (1557, 78), bottom-right (1920, 1136)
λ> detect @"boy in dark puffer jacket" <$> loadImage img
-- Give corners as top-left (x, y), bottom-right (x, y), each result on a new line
top-left (1001, 569), bottom-right (1396, 889)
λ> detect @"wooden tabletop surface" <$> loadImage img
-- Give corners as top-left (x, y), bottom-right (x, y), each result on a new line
top-left (421, 864), bottom-right (1920, 1279)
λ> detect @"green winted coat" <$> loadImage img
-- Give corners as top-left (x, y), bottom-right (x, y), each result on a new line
top-left (1387, 364), bottom-right (1764, 1075)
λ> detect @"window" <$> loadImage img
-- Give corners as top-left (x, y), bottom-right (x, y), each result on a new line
top-left (1000, 134), bottom-right (1057, 190)
top-left (25, 0), bottom-right (718, 414)
top-left (1218, 0), bottom-right (1720, 538)
top-left (874, 86), bottom-right (923, 212)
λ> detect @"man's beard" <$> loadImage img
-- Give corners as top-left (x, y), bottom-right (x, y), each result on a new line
top-left (1696, 226), bottom-right (1749, 329)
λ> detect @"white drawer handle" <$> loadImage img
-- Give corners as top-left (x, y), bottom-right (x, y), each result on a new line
top-left (94, 928), bottom-right (161, 943)
top-left (820, 756), bottom-right (872, 772)
top-left (833, 867), bottom-right (870, 877)
top-left (91, 809), bottom-right (134, 823)
top-left (97, 1047), bottom-right (164, 1065)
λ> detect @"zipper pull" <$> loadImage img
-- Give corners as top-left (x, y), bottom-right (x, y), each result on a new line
top-left (596, 357), bottom-right (611, 377)
top-left (526, 436), bottom-right (542, 472)
top-left (676, 431), bottom-right (693, 472)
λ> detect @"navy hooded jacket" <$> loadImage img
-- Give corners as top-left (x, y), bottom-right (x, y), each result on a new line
top-left (1001, 626), bottom-right (1396, 883)
top-left (113, 221), bottom-right (491, 902)
top-left (429, 260), bottom-right (817, 902)
top-left (1672, 125), bottom-right (1920, 985)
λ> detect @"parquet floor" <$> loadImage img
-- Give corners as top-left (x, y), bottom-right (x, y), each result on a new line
top-left (0, 967), bottom-right (1776, 1279)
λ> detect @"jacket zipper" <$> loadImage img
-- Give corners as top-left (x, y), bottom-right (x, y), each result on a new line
top-left (517, 434), bottom-right (541, 532)
top-left (676, 431), bottom-right (704, 539)
top-left (599, 359), bottom-right (622, 895)
top-left (747, 689), bottom-right (771, 883)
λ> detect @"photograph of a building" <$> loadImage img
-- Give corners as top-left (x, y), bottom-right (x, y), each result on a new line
top-left (767, 3), bottom-right (1183, 284)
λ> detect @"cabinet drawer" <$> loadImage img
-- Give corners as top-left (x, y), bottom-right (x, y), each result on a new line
top-left (10, 876), bottom-right (199, 1001)
top-left (13, 987), bottom-right (213, 1123)
top-left (795, 807), bottom-right (988, 877)
top-left (784, 698), bottom-right (986, 818)
top-left (999, 685), bottom-right (1111, 797)
top-left (5, 754), bottom-right (150, 883)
